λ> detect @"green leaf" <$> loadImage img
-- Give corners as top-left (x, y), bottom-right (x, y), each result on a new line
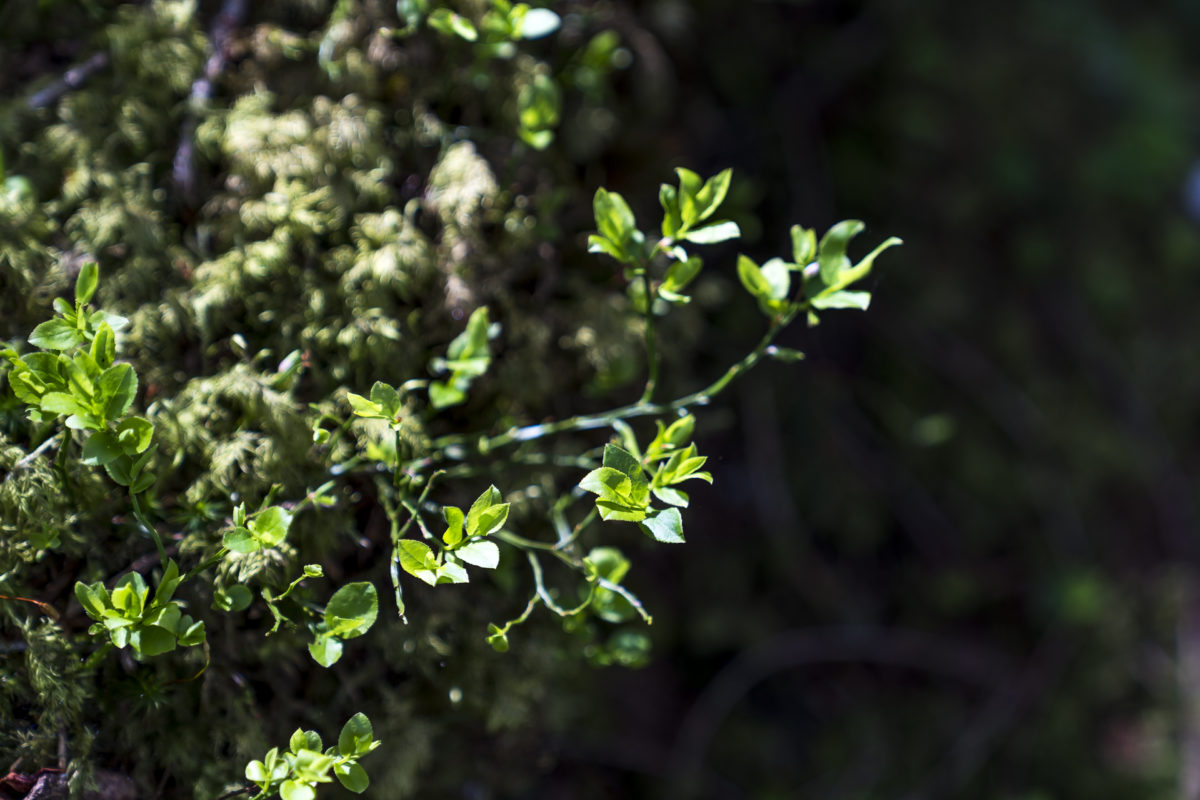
top-left (133, 625), bottom-right (176, 657)
top-left (325, 581), bottom-right (379, 639)
top-left (466, 485), bottom-right (503, 534)
top-left (249, 506), bottom-right (294, 547)
top-left (396, 539), bottom-right (439, 585)
top-left (834, 235), bottom-right (903, 290)
top-left (335, 762), bottom-right (370, 793)
top-left (428, 381), bottom-right (465, 409)
top-left (116, 416), bottom-right (153, 455)
top-left (659, 183), bottom-right (682, 239)
top-left (212, 585), bottom-right (253, 613)
top-left (790, 225), bottom-right (816, 267)
top-left (694, 168), bottom-right (733, 222)
top-left (442, 506), bottom-right (465, 547)
top-left (81, 431), bottom-right (123, 466)
top-left (593, 188), bottom-right (637, 250)
top-left (153, 559), bottom-right (182, 605)
top-left (29, 318), bottom-right (82, 351)
top-left (587, 234), bottom-right (629, 263)
top-left (74, 581), bottom-right (109, 621)
top-left (683, 220), bottom-right (740, 245)
top-left (817, 219), bottom-right (865, 284)
top-left (245, 760), bottom-right (269, 784)
top-left (594, 500), bottom-right (649, 523)
top-left (651, 486), bottom-right (689, 507)
top-left (811, 290), bottom-right (871, 310)
top-left (75, 262), bottom-right (99, 305)
top-left (178, 618), bottom-right (206, 647)
top-left (100, 363), bottom-right (137, 419)
top-left (486, 623), bottom-right (510, 652)
top-left (223, 527), bottom-right (260, 554)
top-left (369, 381), bottom-right (401, 417)
top-left (456, 540), bottom-right (500, 569)
top-left (427, 8), bottom-right (478, 40)
top-left (675, 168), bottom-right (702, 226)
top-left (39, 391), bottom-right (84, 417)
top-left (338, 712), bottom-right (375, 757)
top-left (601, 443), bottom-right (643, 482)
top-left (662, 257), bottom-right (702, 296)
top-left (579, 467), bottom-right (633, 502)
top-left (346, 392), bottom-right (383, 418)
top-left (737, 255), bottom-right (771, 299)
top-left (308, 635), bottom-right (343, 668)
top-left (90, 322), bottom-right (115, 368)
top-left (639, 507), bottom-right (685, 544)
top-left (104, 455), bottom-right (133, 486)
top-left (585, 547), bottom-right (631, 584)
top-left (759, 258), bottom-right (791, 300)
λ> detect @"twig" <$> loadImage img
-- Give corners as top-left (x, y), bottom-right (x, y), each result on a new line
top-left (27, 52), bottom-right (110, 109)
top-left (173, 0), bottom-right (247, 200)
top-left (2, 433), bottom-right (62, 483)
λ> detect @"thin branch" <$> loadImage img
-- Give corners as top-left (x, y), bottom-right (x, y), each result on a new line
top-left (173, 0), bottom-right (247, 200)
top-left (27, 52), bottom-right (110, 109)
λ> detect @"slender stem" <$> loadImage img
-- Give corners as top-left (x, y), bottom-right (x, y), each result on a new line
top-left (130, 493), bottom-right (168, 570)
top-left (425, 312), bottom-right (793, 461)
top-left (494, 530), bottom-right (560, 552)
top-left (596, 576), bottom-right (652, 624)
top-left (638, 272), bottom-right (659, 404)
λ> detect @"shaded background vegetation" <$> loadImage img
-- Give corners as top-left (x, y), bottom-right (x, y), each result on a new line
top-left (2, 0), bottom-right (1199, 798)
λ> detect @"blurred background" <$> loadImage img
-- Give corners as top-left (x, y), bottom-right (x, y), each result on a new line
top-left (567, 1), bottom-right (1200, 798)
top-left (4, 0), bottom-right (1200, 798)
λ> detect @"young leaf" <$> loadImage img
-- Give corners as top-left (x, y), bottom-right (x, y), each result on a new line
top-left (601, 443), bottom-right (643, 482)
top-left (442, 506), bottom-right (465, 547)
top-left (817, 219), bottom-right (865, 284)
top-left (737, 255), bottom-right (771, 299)
top-left (28, 319), bottom-right (82, 351)
top-left (811, 290), bottom-right (871, 310)
top-left (694, 168), bottom-right (733, 222)
top-left (639, 507), bottom-right (685, 544)
top-left (683, 220), bottom-right (740, 245)
top-left (335, 762), bottom-right (370, 793)
top-left (791, 225), bottom-right (817, 267)
top-left (116, 416), bottom-right (154, 455)
top-left (223, 527), bottom-right (260, 554)
top-left (324, 582), bottom-right (379, 639)
top-left (249, 506), bottom-right (294, 547)
top-left (466, 485), bottom-right (503, 534)
top-left (456, 540), bottom-right (500, 569)
top-left (427, 8), bottom-right (478, 40)
top-left (396, 540), bottom-right (439, 586)
top-left (75, 262), bottom-right (99, 305)
top-left (309, 635), bottom-right (344, 668)
top-left (338, 712), bottom-right (375, 757)
top-left (593, 188), bottom-right (636, 250)
top-left (81, 431), bottom-right (122, 466)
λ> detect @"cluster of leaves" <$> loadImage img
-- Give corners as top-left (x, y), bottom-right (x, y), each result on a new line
top-left (396, 485), bottom-right (507, 586)
top-left (1, 263), bottom-right (155, 489)
top-left (74, 560), bottom-right (204, 658)
top-left (245, 713), bottom-right (381, 799)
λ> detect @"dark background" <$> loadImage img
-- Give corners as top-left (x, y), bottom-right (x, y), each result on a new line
top-left (561, 1), bottom-right (1200, 798)
top-left (4, 0), bottom-right (1200, 797)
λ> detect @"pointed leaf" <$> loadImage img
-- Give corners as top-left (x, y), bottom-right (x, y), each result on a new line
top-left (639, 507), bottom-right (685, 544)
top-left (456, 540), bottom-right (500, 569)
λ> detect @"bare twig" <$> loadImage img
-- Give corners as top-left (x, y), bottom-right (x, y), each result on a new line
top-left (173, 0), bottom-right (247, 200)
top-left (27, 52), bottom-right (110, 109)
